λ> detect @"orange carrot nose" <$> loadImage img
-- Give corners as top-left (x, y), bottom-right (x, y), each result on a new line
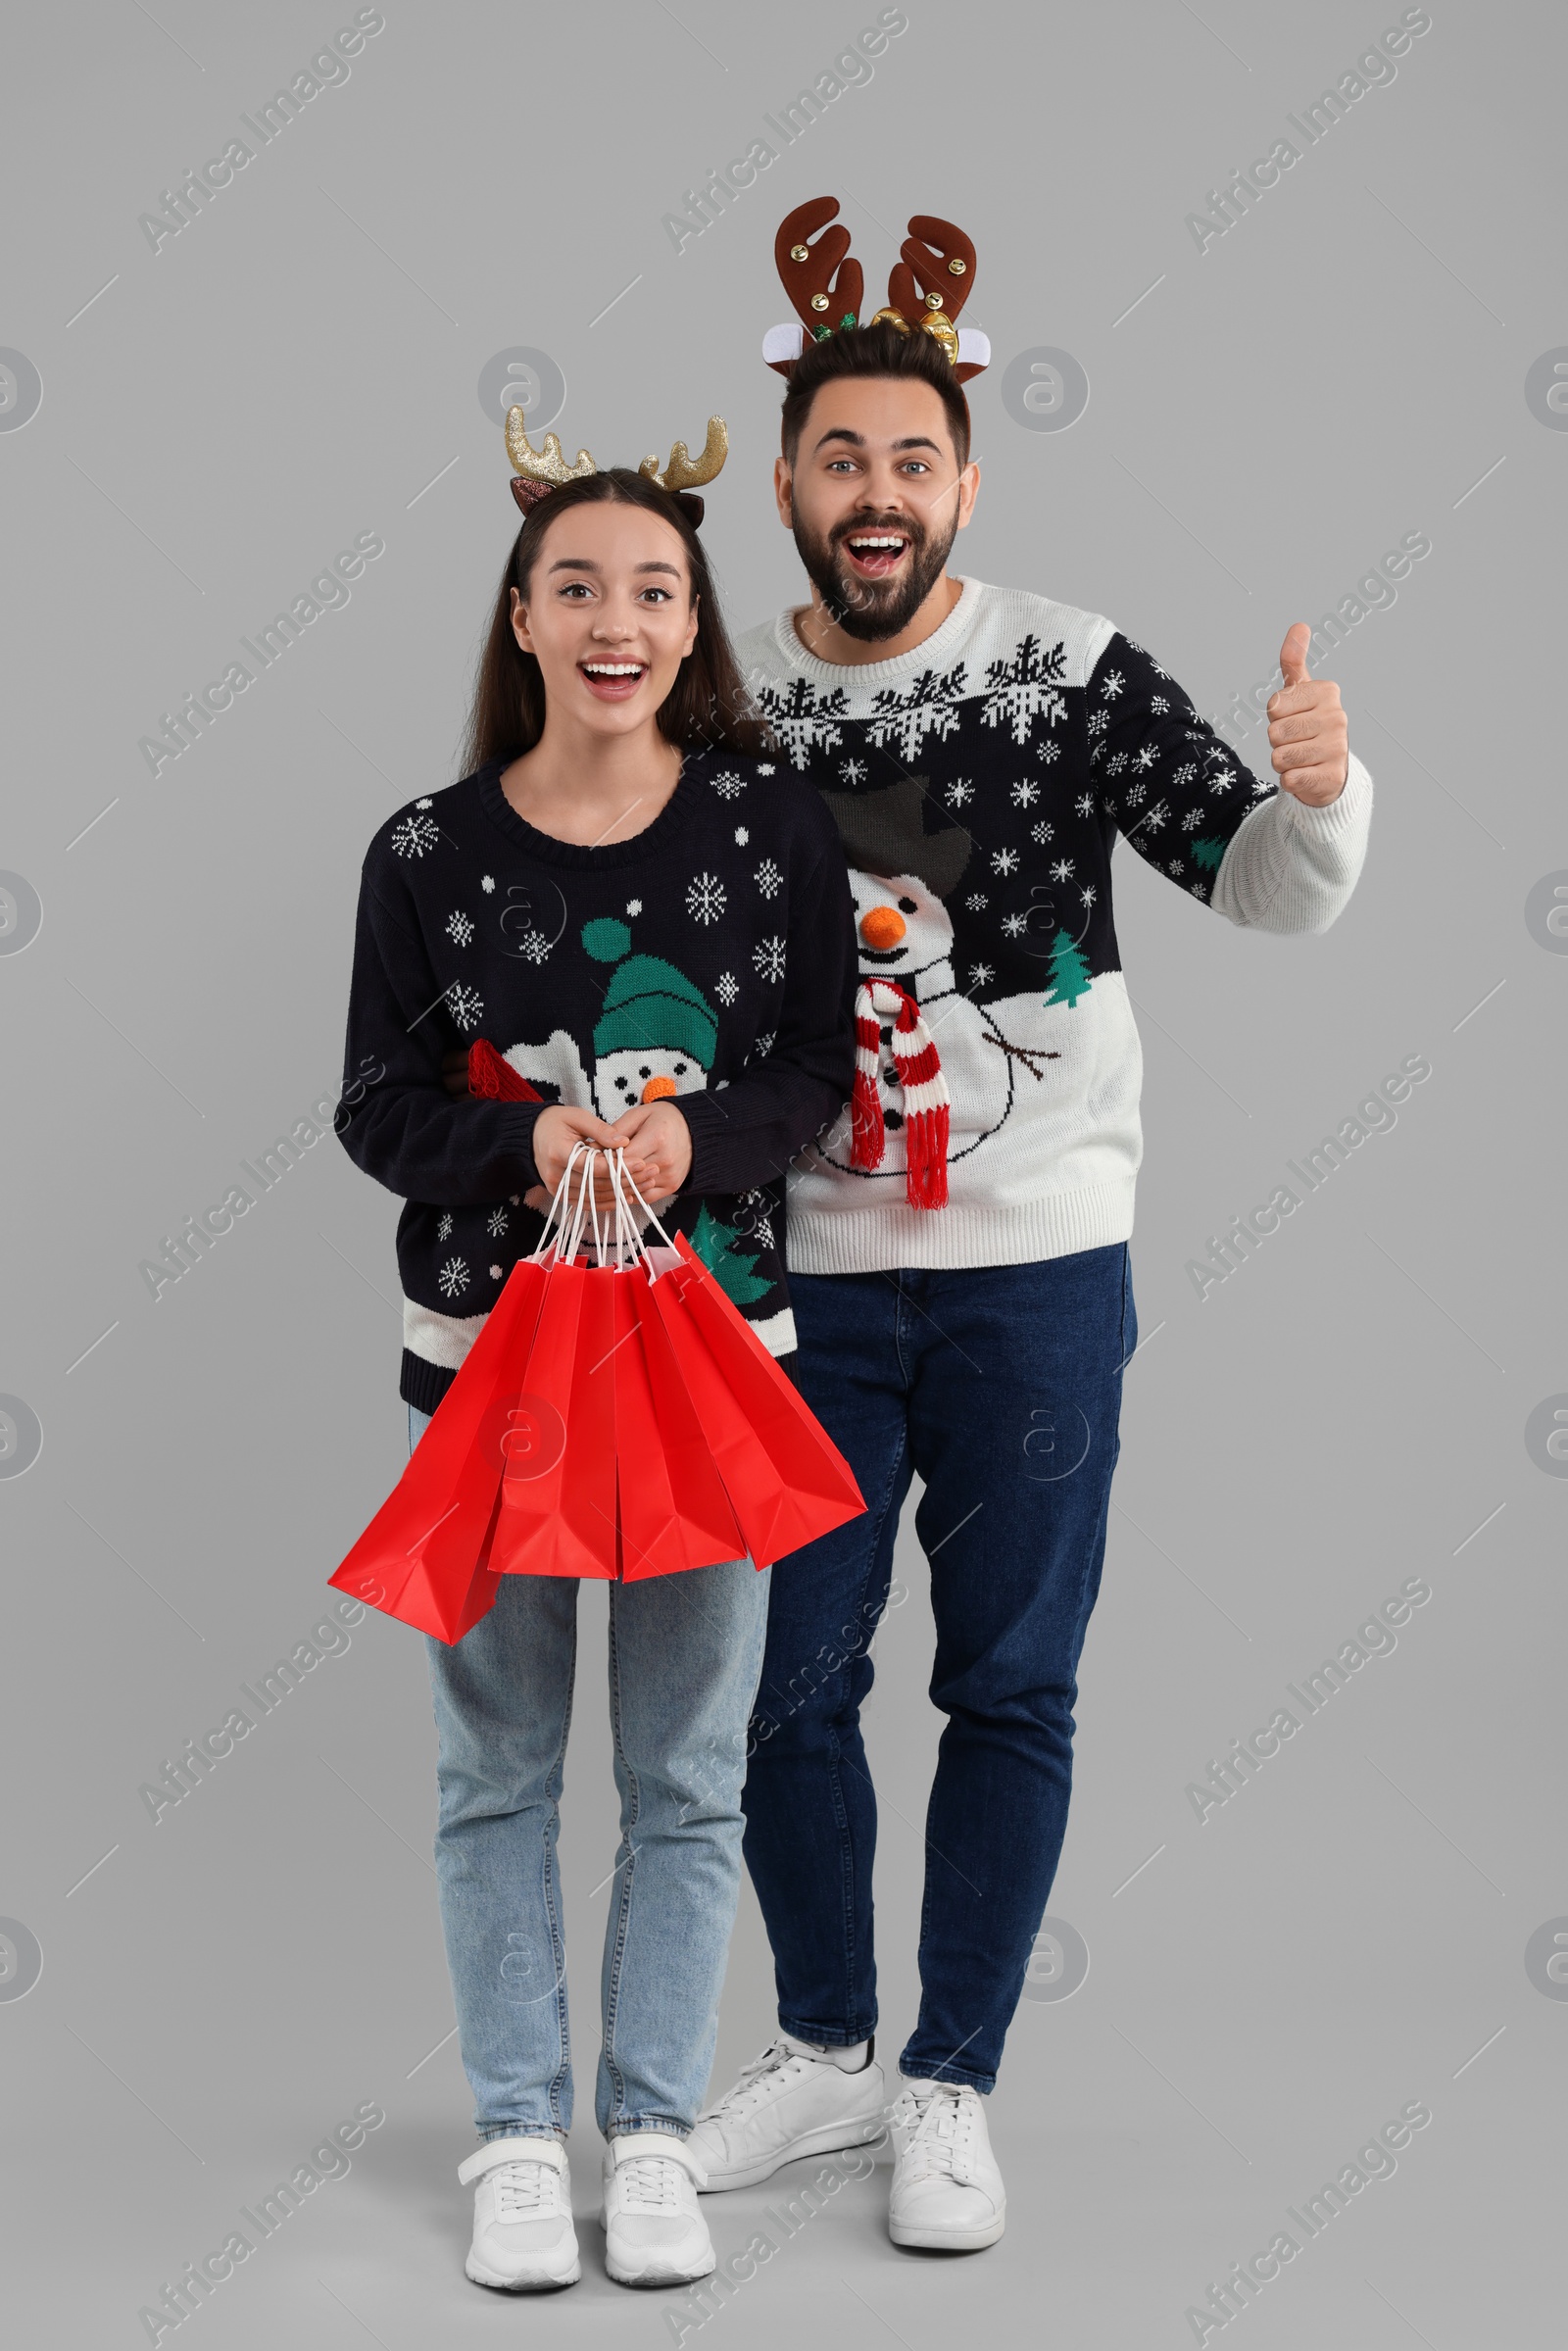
top-left (641, 1075), bottom-right (678, 1102)
top-left (859, 905), bottom-right (906, 951)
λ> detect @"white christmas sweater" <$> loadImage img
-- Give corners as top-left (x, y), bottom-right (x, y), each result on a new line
top-left (736, 578), bottom-right (1373, 1275)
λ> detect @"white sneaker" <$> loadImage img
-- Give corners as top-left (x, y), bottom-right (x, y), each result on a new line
top-left (689, 2035), bottom-right (888, 2190)
top-left (457, 2136), bottom-right (580, 2289)
top-left (601, 2132), bottom-right (714, 2286)
top-left (888, 2078), bottom-right (1005, 2251)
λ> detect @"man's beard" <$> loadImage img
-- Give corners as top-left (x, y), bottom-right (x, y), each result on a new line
top-left (792, 506), bottom-right (958, 644)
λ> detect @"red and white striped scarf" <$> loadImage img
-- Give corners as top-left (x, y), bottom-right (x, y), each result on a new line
top-left (851, 978), bottom-right (950, 1209)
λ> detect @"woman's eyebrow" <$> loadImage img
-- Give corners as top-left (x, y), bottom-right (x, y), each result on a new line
top-left (545, 558), bottom-right (683, 577)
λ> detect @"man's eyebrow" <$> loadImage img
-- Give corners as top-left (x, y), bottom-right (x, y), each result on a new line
top-left (809, 426), bottom-right (944, 457)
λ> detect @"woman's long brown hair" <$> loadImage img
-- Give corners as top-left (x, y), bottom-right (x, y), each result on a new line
top-left (460, 467), bottom-right (770, 774)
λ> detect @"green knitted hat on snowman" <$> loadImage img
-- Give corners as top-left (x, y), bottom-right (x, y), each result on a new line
top-left (592, 953), bottom-right (717, 1066)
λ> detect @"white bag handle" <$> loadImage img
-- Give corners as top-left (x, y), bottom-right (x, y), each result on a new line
top-left (609, 1148), bottom-right (636, 1270)
top-left (529, 1140), bottom-right (596, 1261)
top-left (563, 1149), bottom-right (597, 1263)
top-left (528, 1144), bottom-right (576, 1260)
top-left (607, 1151), bottom-right (681, 1282)
top-left (528, 1143), bottom-right (684, 1281)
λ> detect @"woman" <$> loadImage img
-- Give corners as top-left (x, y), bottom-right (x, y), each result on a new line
top-left (334, 421), bottom-right (857, 2291)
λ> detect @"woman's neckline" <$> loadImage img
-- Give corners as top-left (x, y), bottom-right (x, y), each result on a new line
top-left (497, 738), bottom-right (687, 846)
top-left (476, 748), bottom-right (712, 868)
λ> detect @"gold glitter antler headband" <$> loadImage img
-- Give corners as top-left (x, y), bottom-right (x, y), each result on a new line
top-left (505, 411), bottom-right (727, 520)
top-left (638, 416), bottom-right (728, 492)
top-left (506, 413), bottom-right (596, 513)
top-left (762, 198), bottom-right (991, 383)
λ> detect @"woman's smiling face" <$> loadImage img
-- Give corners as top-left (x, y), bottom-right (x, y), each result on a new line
top-left (511, 498), bottom-right (700, 738)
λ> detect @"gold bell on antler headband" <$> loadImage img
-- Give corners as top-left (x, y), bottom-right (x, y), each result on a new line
top-left (504, 410), bottom-right (729, 525)
top-left (760, 197), bottom-right (991, 381)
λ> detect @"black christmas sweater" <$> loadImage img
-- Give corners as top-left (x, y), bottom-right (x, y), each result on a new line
top-left (335, 748), bottom-right (857, 1412)
top-left (736, 578), bottom-right (1372, 1274)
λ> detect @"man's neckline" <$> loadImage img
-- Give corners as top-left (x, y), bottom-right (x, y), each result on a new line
top-left (775, 577), bottom-right (983, 684)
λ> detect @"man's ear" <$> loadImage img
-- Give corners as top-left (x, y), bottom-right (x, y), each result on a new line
top-left (773, 453), bottom-right (795, 528)
top-left (955, 458), bottom-right (981, 533)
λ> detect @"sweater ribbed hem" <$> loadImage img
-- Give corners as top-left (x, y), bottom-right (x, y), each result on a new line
top-left (401, 1348), bottom-right (458, 1417)
top-left (785, 1181), bottom-right (1137, 1276)
top-left (1290, 753), bottom-right (1372, 841)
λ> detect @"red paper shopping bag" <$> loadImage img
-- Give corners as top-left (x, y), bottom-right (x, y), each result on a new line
top-left (489, 1255), bottom-right (618, 1581)
top-left (641, 1241), bottom-right (865, 1569)
top-left (612, 1270), bottom-right (748, 1580)
top-left (329, 1255), bottom-right (551, 1640)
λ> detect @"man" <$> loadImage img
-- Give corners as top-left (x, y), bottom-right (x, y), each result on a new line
top-left (688, 202), bottom-right (1371, 2250)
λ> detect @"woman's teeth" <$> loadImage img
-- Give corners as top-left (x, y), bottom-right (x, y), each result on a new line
top-left (582, 662), bottom-right (644, 675)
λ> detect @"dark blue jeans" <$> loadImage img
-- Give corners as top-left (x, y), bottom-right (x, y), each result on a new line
top-left (741, 1246), bottom-right (1135, 2093)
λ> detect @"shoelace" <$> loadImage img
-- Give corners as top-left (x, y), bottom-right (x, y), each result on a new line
top-left (493, 2158), bottom-right (559, 2218)
top-left (893, 2083), bottom-right (979, 2183)
top-left (701, 2039), bottom-right (808, 2120)
top-left (617, 2154), bottom-right (685, 2211)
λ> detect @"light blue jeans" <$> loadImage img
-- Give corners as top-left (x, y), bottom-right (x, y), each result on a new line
top-left (409, 1404), bottom-right (770, 2144)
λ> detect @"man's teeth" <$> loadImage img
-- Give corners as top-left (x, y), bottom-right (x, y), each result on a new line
top-left (582, 661), bottom-right (644, 674)
top-left (849, 536), bottom-right (906, 550)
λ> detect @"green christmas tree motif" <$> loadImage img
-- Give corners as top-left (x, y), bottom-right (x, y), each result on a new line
top-left (689, 1202), bottom-right (774, 1307)
top-left (1044, 926), bottom-right (1093, 1008)
top-left (1190, 836), bottom-right (1227, 872)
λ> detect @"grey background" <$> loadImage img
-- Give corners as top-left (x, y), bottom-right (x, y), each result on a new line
top-left (2, 0), bottom-right (1562, 2342)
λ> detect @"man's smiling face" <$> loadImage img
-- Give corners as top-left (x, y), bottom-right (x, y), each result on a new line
top-left (777, 376), bottom-right (974, 642)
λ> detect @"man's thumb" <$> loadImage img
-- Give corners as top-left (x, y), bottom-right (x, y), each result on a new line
top-left (1277, 621), bottom-right (1311, 688)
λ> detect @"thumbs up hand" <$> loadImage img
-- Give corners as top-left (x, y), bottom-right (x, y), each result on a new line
top-left (1265, 623), bottom-right (1349, 805)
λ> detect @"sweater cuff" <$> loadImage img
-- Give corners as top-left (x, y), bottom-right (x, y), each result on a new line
top-left (495, 1102), bottom-right (547, 1190)
top-left (671, 1090), bottom-right (737, 1194)
top-left (1286, 749), bottom-right (1373, 841)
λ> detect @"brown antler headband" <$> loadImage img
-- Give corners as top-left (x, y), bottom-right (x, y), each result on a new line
top-left (763, 199), bottom-right (990, 384)
top-left (773, 196), bottom-right (865, 344)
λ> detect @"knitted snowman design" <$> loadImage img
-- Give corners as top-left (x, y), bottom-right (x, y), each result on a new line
top-left (815, 780), bottom-right (1083, 1198)
top-left (494, 919), bottom-right (778, 1302)
top-left (499, 918), bottom-right (716, 1116)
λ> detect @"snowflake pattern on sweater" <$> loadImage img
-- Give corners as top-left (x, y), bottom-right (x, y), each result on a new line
top-left (980, 634), bottom-right (1068, 743)
top-left (863, 661), bottom-right (968, 762)
top-left (760, 620), bottom-right (1262, 993)
top-left (755, 676), bottom-right (850, 764)
top-left (737, 579), bottom-right (1372, 1276)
